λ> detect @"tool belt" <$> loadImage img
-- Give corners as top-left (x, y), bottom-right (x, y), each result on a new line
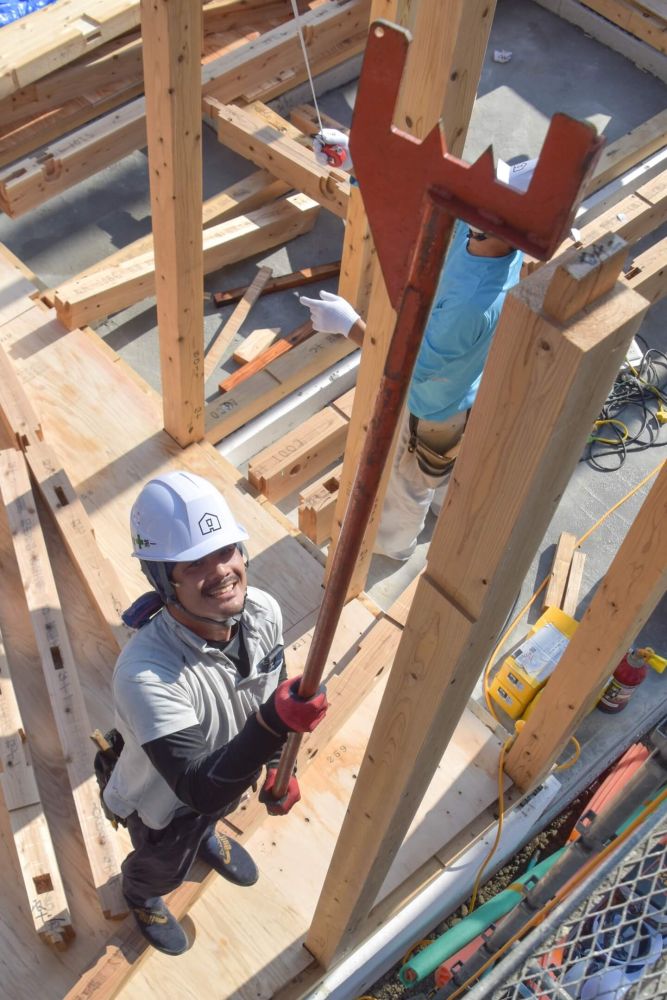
top-left (407, 413), bottom-right (461, 478)
top-left (92, 728), bottom-right (127, 829)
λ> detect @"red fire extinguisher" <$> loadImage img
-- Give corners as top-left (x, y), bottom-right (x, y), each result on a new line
top-left (598, 648), bottom-right (648, 714)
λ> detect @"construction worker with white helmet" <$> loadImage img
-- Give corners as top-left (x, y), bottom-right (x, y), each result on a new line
top-left (301, 144), bottom-right (536, 560)
top-left (101, 470), bottom-right (328, 956)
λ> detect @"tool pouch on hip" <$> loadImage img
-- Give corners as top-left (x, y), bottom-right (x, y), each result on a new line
top-left (92, 728), bottom-right (127, 829)
top-left (407, 413), bottom-right (458, 479)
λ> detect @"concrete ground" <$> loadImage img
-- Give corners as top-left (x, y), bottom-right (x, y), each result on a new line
top-left (0, 0), bottom-right (666, 989)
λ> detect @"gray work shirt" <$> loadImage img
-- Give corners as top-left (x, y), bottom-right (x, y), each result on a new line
top-left (104, 586), bottom-right (283, 829)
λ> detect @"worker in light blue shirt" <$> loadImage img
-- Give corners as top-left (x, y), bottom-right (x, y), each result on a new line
top-left (303, 136), bottom-right (534, 559)
top-left (408, 219), bottom-right (523, 423)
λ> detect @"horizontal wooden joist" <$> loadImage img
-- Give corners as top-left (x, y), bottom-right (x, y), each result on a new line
top-left (43, 168), bottom-right (289, 305)
top-left (205, 330), bottom-right (356, 442)
top-left (0, 99), bottom-right (146, 218)
top-left (0, 0), bottom-right (143, 101)
top-left (578, 0), bottom-right (666, 52)
top-left (527, 169), bottom-right (667, 272)
top-left (209, 100), bottom-right (350, 217)
top-left (248, 405), bottom-right (349, 502)
top-left (202, 0), bottom-right (370, 104)
top-left (52, 193), bottom-right (319, 329)
top-left (587, 107), bottom-right (667, 194)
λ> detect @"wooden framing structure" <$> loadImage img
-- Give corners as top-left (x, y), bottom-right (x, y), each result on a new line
top-left (0, 0), bottom-right (665, 996)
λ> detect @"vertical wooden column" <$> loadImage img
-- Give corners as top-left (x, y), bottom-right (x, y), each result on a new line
top-left (505, 461), bottom-right (667, 791)
top-left (306, 252), bottom-right (649, 967)
top-left (327, 0), bottom-right (496, 598)
top-left (142, 0), bottom-right (204, 446)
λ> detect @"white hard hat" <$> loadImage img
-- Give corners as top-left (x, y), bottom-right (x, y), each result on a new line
top-left (496, 157), bottom-right (537, 193)
top-left (130, 470), bottom-right (249, 563)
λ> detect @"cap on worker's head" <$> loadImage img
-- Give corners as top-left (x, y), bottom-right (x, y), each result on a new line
top-left (496, 157), bottom-right (538, 193)
top-left (130, 470), bottom-right (249, 563)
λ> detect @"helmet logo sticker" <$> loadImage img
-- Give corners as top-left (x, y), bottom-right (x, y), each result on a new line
top-left (133, 532), bottom-right (155, 550)
top-left (199, 512), bottom-right (221, 535)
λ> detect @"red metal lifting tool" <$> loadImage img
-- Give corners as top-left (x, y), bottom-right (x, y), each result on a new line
top-left (272, 20), bottom-right (604, 798)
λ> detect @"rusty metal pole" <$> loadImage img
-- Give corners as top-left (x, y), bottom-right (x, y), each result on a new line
top-left (272, 191), bottom-right (456, 796)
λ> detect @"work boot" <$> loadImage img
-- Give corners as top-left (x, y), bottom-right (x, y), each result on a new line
top-left (198, 827), bottom-right (259, 887)
top-left (128, 896), bottom-right (188, 956)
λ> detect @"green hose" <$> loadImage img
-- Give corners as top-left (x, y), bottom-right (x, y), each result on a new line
top-left (399, 788), bottom-right (657, 985)
top-left (399, 849), bottom-right (565, 984)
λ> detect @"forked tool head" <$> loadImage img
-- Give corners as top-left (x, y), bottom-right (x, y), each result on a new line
top-left (349, 21), bottom-right (605, 308)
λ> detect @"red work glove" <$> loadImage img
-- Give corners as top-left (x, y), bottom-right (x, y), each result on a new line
top-left (259, 675), bottom-right (328, 735)
top-left (259, 768), bottom-right (301, 816)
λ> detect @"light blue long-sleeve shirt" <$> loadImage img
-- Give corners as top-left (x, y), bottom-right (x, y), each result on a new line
top-left (408, 222), bottom-right (523, 422)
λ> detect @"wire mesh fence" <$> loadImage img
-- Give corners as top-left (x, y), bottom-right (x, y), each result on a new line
top-left (462, 795), bottom-right (667, 1000)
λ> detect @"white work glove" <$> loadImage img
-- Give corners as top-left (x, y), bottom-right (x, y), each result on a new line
top-left (299, 290), bottom-right (360, 337)
top-left (312, 128), bottom-right (352, 171)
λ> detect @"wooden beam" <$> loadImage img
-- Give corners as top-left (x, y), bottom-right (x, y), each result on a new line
top-left (25, 442), bottom-right (133, 653)
top-left (202, 0), bottom-right (371, 104)
top-left (0, 622), bottom-right (72, 947)
top-left (209, 100), bottom-right (350, 218)
top-left (212, 261), bottom-right (341, 306)
top-left (506, 460), bottom-right (667, 791)
top-left (217, 320), bottom-right (314, 393)
top-left (52, 194), bottom-right (318, 330)
top-left (621, 235), bottom-right (667, 303)
top-left (0, 449), bottom-right (125, 918)
top-left (0, 100), bottom-right (146, 218)
top-left (306, 245), bottom-right (649, 967)
top-left (42, 169), bottom-right (289, 306)
top-left (248, 407), bottom-right (348, 502)
top-left (205, 329), bottom-right (355, 442)
top-left (587, 108), bottom-right (667, 194)
top-left (0, 33), bottom-right (143, 131)
top-left (0, 0), bottom-right (142, 101)
top-left (205, 265), bottom-right (273, 379)
top-left (298, 463), bottom-right (343, 544)
top-left (527, 170), bottom-right (667, 271)
top-left (141, 0), bottom-right (204, 446)
top-left (326, 0), bottom-right (497, 599)
top-left (0, 35), bottom-right (144, 167)
top-left (542, 532), bottom-right (577, 611)
top-left (578, 0), bottom-right (666, 51)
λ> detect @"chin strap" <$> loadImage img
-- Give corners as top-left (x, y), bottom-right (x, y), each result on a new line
top-left (122, 589), bottom-right (247, 631)
top-left (132, 549), bottom-right (250, 631)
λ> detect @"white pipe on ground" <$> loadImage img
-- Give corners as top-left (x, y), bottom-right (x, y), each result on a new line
top-left (216, 350), bottom-right (360, 467)
top-left (303, 776), bottom-right (561, 1000)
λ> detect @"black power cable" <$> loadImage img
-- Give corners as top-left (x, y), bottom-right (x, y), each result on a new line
top-left (583, 339), bottom-right (667, 472)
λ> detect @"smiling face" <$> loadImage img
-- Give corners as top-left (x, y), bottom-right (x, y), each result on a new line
top-left (169, 543), bottom-right (247, 637)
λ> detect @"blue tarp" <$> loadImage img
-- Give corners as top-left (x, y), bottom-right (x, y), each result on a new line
top-left (0, 0), bottom-right (57, 27)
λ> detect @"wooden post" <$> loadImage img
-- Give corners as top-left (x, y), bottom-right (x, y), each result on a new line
top-left (141, 0), bottom-right (204, 446)
top-left (505, 460), bottom-right (667, 791)
top-left (327, 0), bottom-right (497, 599)
top-left (305, 247), bottom-right (649, 966)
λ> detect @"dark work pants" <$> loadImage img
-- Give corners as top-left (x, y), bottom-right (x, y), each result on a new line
top-left (122, 808), bottom-right (222, 906)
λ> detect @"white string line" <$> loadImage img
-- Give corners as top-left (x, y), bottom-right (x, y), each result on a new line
top-left (289, 0), bottom-right (324, 135)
